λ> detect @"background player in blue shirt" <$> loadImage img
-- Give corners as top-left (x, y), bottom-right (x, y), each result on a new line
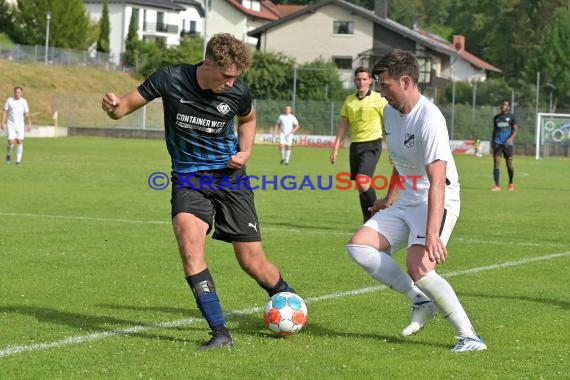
top-left (101, 33), bottom-right (295, 350)
top-left (491, 99), bottom-right (518, 191)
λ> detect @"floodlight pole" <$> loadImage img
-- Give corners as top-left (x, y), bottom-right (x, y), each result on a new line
top-left (45, 12), bottom-right (51, 65)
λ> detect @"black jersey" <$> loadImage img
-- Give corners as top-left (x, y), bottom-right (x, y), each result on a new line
top-left (493, 112), bottom-right (517, 145)
top-left (138, 63), bottom-right (253, 172)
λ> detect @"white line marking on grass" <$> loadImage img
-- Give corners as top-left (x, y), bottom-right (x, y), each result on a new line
top-left (0, 212), bottom-right (170, 225)
top-left (1, 212), bottom-right (567, 245)
top-left (0, 211), bottom-right (350, 235)
top-left (1, 251), bottom-right (568, 359)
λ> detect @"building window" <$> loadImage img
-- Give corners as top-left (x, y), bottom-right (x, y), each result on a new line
top-left (143, 9), bottom-right (147, 31)
top-left (157, 12), bottom-right (165, 32)
top-left (333, 21), bottom-right (354, 35)
top-left (333, 56), bottom-right (353, 69)
top-left (417, 55), bottom-right (432, 84)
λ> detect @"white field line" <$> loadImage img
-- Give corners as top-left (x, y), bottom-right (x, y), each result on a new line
top-left (0, 211), bottom-right (565, 247)
top-left (0, 251), bottom-right (568, 359)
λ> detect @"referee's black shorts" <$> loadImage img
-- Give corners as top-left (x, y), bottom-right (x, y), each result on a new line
top-left (349, 138), bottom-right (383, 180)
top-left (171, 167), bottom-right (261, 242)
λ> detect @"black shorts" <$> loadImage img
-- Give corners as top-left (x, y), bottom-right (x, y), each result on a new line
top-left (171, 167), bottom-right (261, 242)
top-left (493, 143), bottom-right (514, 160)
top-left (349, 138), bottom-right (383, 179)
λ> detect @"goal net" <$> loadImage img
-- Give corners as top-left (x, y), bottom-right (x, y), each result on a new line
top-left (535, 113), bottom-right (570, 159)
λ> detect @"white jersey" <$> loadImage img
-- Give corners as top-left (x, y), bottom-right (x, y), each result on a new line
top-left (4, 96), bottom-right (30, 127)
top-left (276, 113), bottom-right (299, 135)
top-left (383, 95), bottom-right (460, 216)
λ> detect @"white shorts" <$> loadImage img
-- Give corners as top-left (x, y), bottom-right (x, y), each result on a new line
top-left (363, 202), bottom-right (458, 254)
top-left (7, 123), bottom-right (24, 140)
top-left (279, 132), bottom-right (293, 146)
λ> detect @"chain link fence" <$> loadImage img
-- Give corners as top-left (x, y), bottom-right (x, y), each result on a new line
top-left (0, 43), bottom-right (116, 69)
top-left (61, 96), bottom-right (569, 143)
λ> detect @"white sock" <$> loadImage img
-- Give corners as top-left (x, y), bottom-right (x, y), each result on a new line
top-left (285, 149), bottom-right (291, 162)
top-left (415, 271), bottom-right (477, 338)
top-left (346, 244), bottom-right (430, 303)
top-left (7, 143), bottom-right (13, 155)
top-left (280, 148), bottom-right (285, 160)
top-left (16, 144), bottom-right (23, 162)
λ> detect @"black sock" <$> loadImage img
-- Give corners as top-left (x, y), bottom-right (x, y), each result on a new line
top-left (493, 168), bottom-right (500, 186)
top-left (186, 268), bottom-right (227, 331)
top-left (258, 274), bottom-right (295, 297)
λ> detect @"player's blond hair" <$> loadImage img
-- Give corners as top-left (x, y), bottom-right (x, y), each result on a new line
top-left (205, 33), bottom-right (251, 73)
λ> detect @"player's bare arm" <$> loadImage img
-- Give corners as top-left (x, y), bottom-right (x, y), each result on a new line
top-left (102, 89), bottom-right (148, 120)
top-left (26, 112), bottom-right (32, 131)
top-left (506, 123), bottom-right (519, 144)
top-left (425, 159), bottom-right (447, 264)
top-left (228, 107), bottom-right (256, 169)
top-left (292, 122), bottom-right (300, 135)
top-left (370, 166), bottom-right (400, 213)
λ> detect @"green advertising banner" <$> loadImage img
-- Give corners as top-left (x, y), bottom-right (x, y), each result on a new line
top-left (543, 118), bottom-right (570, 143)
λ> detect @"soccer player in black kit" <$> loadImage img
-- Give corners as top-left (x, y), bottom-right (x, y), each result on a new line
top-left (102, 33), bottom-right (295, 350)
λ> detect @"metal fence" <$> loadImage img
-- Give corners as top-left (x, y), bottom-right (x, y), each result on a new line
top-left (0, 43), bottom-right (116, 69)
top-left (56, 95), bottom-right (570, 145)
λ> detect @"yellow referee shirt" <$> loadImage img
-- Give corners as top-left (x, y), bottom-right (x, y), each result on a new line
top-left (340, 90), bottom-right (387, 142)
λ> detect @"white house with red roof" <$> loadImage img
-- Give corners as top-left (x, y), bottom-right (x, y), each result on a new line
top-left (205, 0), bottom-right (304, 45)
top-left (248, 0), bottom-right (501, 90)
top-left (82, 0), bottom-right (302, 66)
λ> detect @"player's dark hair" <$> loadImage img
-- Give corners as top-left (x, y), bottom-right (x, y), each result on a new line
top-left (501, 99), bottom-right (510, 106)
top-left (205, 33), bottom-right (251, 72)
top-left (372, 49), bottom-right (419, 84)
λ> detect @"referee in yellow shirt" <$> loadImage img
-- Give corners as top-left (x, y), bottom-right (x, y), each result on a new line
top-left (330, 67), bottom-right (388, 222)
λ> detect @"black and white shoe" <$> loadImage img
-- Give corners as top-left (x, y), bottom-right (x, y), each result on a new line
top-left (198, 330), bottom-right (234, 351)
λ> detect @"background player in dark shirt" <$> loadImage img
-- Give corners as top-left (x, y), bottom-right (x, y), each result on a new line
top-left (491, 99), bottom-right (518, 191)
top-left (101, 33), bottom-right (295, 350)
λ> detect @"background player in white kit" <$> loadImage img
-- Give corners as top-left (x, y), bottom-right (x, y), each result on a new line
top-left (345, 49), bottom-right (487, 352)
top-left (1, 86), bottom-right (32, 165)
top-left (273, 105), bottom-right (300, 165)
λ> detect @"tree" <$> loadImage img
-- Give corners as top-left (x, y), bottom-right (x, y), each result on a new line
top-left (529, 6), bottom-right (570, 110)
top-left (123, 11), bottom-right (140, 68)
top-left (243, 51), bottom-right (296, 100)
top-left (139, 36), bottom-right (204, 78)
top-left (295, 59), bottom-right (344, 101)
top-left (0, 0), bottom-right (13, 35)
top-left (97, 0), bottom-right (111, 53)
top-left (8, 0), bottom-right (90, 49)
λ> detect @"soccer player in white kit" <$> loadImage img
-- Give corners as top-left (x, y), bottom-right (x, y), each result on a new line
top-left (346, 49), bottom-right (487, 352)
top-left (1, 86), bottom-right (32, 165)
top-left (273, 105), bottom-right (300, 165)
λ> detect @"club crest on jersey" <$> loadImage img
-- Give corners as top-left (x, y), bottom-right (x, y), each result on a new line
top-left (217, 102), bottom-right (231, 114)
top-left (404, 133), bottom-right (415, 148)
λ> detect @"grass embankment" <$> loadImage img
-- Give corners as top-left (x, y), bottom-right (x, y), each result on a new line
top-left (0, 60), bottom-right (142, 125)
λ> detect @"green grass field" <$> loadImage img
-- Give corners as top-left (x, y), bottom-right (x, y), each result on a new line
top-left (1, 137), bottom-right (568, 379)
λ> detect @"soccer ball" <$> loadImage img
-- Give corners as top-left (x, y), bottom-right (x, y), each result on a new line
top-left (263, 292), bottom-right (308, 336)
